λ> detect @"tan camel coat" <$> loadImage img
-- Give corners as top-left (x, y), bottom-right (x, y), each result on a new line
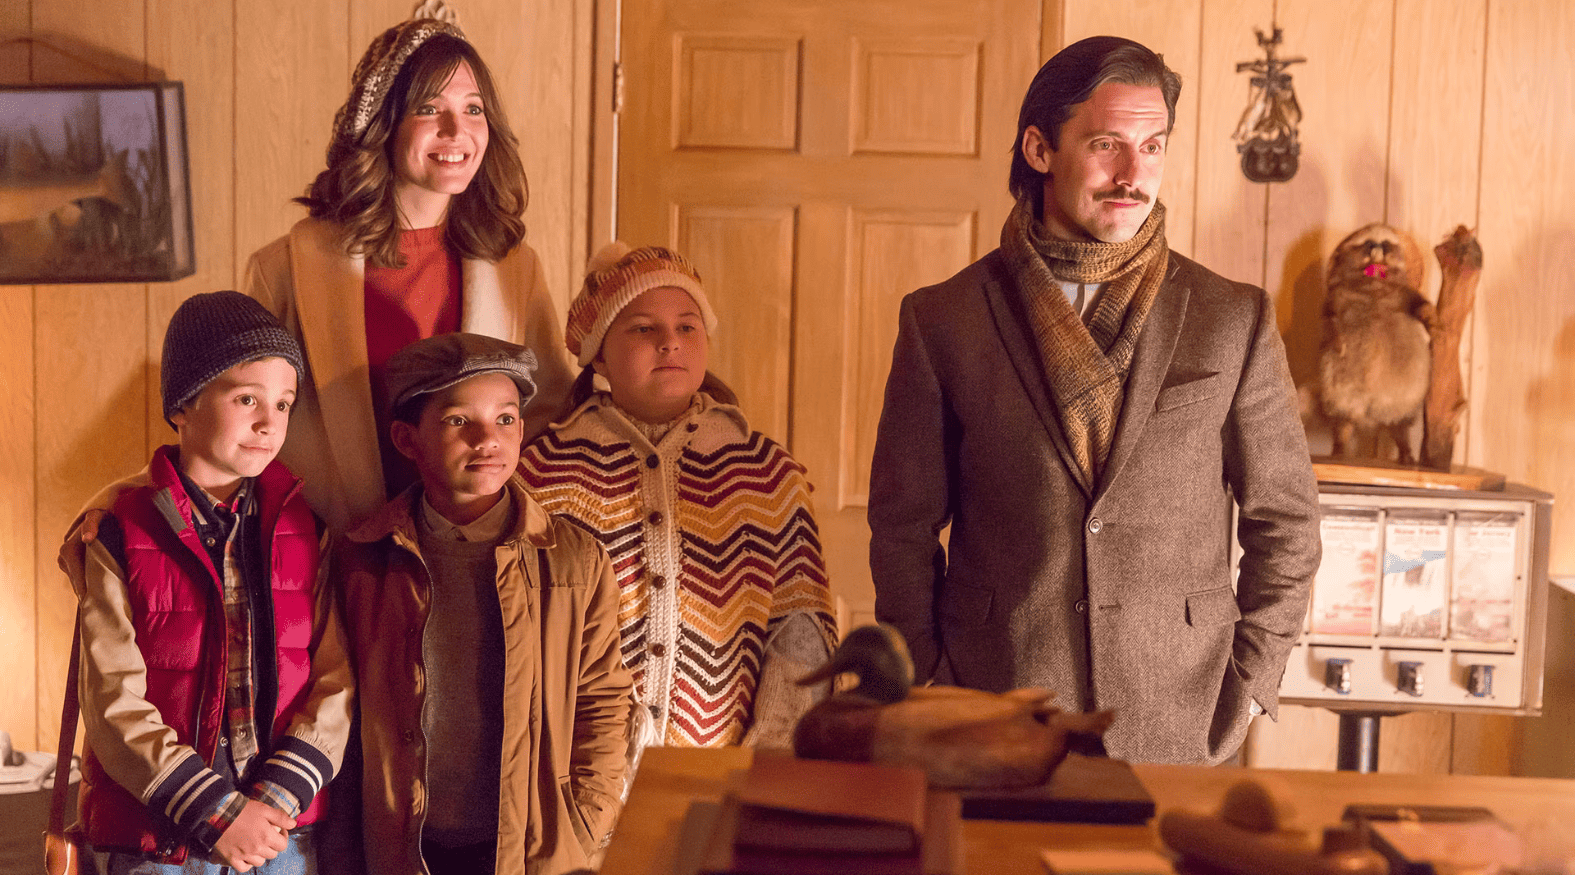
top-left (244, 218), bottom-right (573, 532)
top-left (335, 479), bottom-right (631, 875)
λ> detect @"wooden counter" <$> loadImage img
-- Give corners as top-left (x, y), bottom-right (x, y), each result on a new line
top-left (600, 747), bottom-right (1575, 875)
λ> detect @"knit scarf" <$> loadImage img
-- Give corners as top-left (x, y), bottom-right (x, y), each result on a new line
top-left (999, 197), bottom-right (1169, 489)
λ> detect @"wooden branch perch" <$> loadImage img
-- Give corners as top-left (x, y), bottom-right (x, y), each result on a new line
top-left (1421, 226), bottom-right (1483, 470)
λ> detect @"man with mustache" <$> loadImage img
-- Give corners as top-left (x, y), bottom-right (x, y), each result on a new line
top-left (868, 36), bottom-right (1319, 766)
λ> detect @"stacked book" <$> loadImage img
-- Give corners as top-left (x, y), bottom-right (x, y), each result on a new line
top-left (960, 752), bottom-right (1154, 824)
top-left (685, 753), bottom-right (963, 875)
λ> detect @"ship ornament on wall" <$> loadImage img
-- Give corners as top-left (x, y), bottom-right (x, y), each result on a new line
top-left (1233, 26), bottom-right (1305, 183)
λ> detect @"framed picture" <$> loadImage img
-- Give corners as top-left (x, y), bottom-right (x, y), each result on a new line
top-left (0, 81), bottom-right (194, 284)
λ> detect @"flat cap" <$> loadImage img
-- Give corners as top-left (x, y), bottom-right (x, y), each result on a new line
top-left (386, 332), bottom-right (538, 412)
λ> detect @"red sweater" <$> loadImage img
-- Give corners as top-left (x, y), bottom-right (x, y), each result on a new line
top-left (365, 225), bottom-right (461, 493)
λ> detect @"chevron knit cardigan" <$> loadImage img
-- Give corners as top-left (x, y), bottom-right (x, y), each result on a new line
top-left (518, 392), bottom-right (837, 747)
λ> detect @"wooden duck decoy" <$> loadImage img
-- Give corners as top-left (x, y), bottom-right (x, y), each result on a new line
top-left (792, 624), bottom-right (1114, 790)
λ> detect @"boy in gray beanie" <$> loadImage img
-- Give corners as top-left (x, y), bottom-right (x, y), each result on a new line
top-left (61, 290), bottom-right (353, 874)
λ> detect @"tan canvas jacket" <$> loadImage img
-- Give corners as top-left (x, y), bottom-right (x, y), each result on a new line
top-left (334, 477), bottom-right (632, 875)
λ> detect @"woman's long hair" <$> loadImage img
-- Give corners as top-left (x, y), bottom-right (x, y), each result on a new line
top-left (297, 34), bottom-right (528, 268)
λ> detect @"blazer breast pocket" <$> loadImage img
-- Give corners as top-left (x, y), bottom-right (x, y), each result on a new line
top-left (1154, 373), bottom-right (1223, 413)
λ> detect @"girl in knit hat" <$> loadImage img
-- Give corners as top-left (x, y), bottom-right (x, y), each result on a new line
top-left (519, 243), bottom-right (839, 759)
top-left (243, 17), bottom-right (572, 533)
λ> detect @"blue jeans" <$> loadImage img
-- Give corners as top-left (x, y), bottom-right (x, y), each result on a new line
top-left (100, 828), bottom-right (314, 875)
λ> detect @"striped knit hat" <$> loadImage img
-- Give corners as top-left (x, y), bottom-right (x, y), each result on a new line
top-left (327, 18), bottom-right (467, 169)
top-left (565, 242), bottom-right (719, 367)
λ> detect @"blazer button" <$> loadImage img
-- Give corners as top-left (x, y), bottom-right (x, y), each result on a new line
top-left (1087, 517), bottom-right (1103, 534)
top-left (651, 643), bottom-right (667, 658)
top-left (645, 453), bottom-right (660, 469)
top-left (1074, 599), bottom-right (1089, 614)
top-left (403, 729), bottom-right (415, 743)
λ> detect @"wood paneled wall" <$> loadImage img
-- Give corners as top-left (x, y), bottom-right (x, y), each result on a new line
top-left (1056, 0), bottom-right (1575, 776)
top-left (0, 0), bottom-right (593, 753)
top-left (2, 0), bottom-right (1571, 777)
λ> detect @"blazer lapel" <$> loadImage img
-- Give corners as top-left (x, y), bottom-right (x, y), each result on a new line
top-left (1095, 253), bottom-right (1188, 498)
top-left (981, 257), bottom-right (1094, 497)
top-left (289, 220), bottom-right (386, 507)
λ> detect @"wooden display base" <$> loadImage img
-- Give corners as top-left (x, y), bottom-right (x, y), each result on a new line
top-left (1311, 456), bottom-right (1506, 492)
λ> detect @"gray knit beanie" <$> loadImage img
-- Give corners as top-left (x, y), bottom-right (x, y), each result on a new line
top-left (326, 18), bottom-right (468, 169)
top-left (161, 291), bottom-right (305, 427)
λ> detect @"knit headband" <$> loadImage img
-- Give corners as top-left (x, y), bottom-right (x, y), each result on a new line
top-left (565, 242), bottom-right (719, 367)
top-left (327, 18), bottom-right (467, 168)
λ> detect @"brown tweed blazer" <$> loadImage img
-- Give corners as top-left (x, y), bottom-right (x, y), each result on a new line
top-left (868, 248), bottom-right (1320, 766)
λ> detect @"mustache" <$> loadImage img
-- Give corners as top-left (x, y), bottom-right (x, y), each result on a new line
top-left (1096, 187), bottom-right (1151, 204)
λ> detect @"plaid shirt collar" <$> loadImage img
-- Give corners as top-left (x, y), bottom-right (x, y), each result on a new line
top-left (181, 475), bottom-right (264, 770)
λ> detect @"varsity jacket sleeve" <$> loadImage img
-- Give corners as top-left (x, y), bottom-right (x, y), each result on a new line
top-left (56, 470), bottom-right (141, 584)
top-left (67, 513), bottom-right (245, 853)
top-left (569, 547), bottom-right (634, 851)
top-left (245, 528), bottom-right (355, 813)
top-left (744, 456), bottom-right (837, 749)
top-left (1221, 287), bottom-right (1321, 720)
top-left (867, 293), bottom-right (954, 681)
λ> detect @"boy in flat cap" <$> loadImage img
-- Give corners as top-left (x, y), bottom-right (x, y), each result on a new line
top-left (62, 290), bottom-right (354, 874)
top-left (331, 332), bottom-right (631, 875)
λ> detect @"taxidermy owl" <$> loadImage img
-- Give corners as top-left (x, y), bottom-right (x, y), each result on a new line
top-left (1318, 223), bottom-right (1438, 464)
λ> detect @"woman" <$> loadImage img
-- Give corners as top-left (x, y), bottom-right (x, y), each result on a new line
top-left (245, 18), bottom-right (571, 531)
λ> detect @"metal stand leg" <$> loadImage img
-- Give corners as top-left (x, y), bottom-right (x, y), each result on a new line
top-left (1336, 712), bottom-right (1382, 772)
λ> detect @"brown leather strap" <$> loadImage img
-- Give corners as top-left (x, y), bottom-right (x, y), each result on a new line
top-left (49, 621), bottom-right (81, 835)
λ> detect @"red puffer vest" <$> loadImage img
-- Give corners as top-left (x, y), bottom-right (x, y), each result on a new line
top-left (79, 445), bottom-right (324, 860)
